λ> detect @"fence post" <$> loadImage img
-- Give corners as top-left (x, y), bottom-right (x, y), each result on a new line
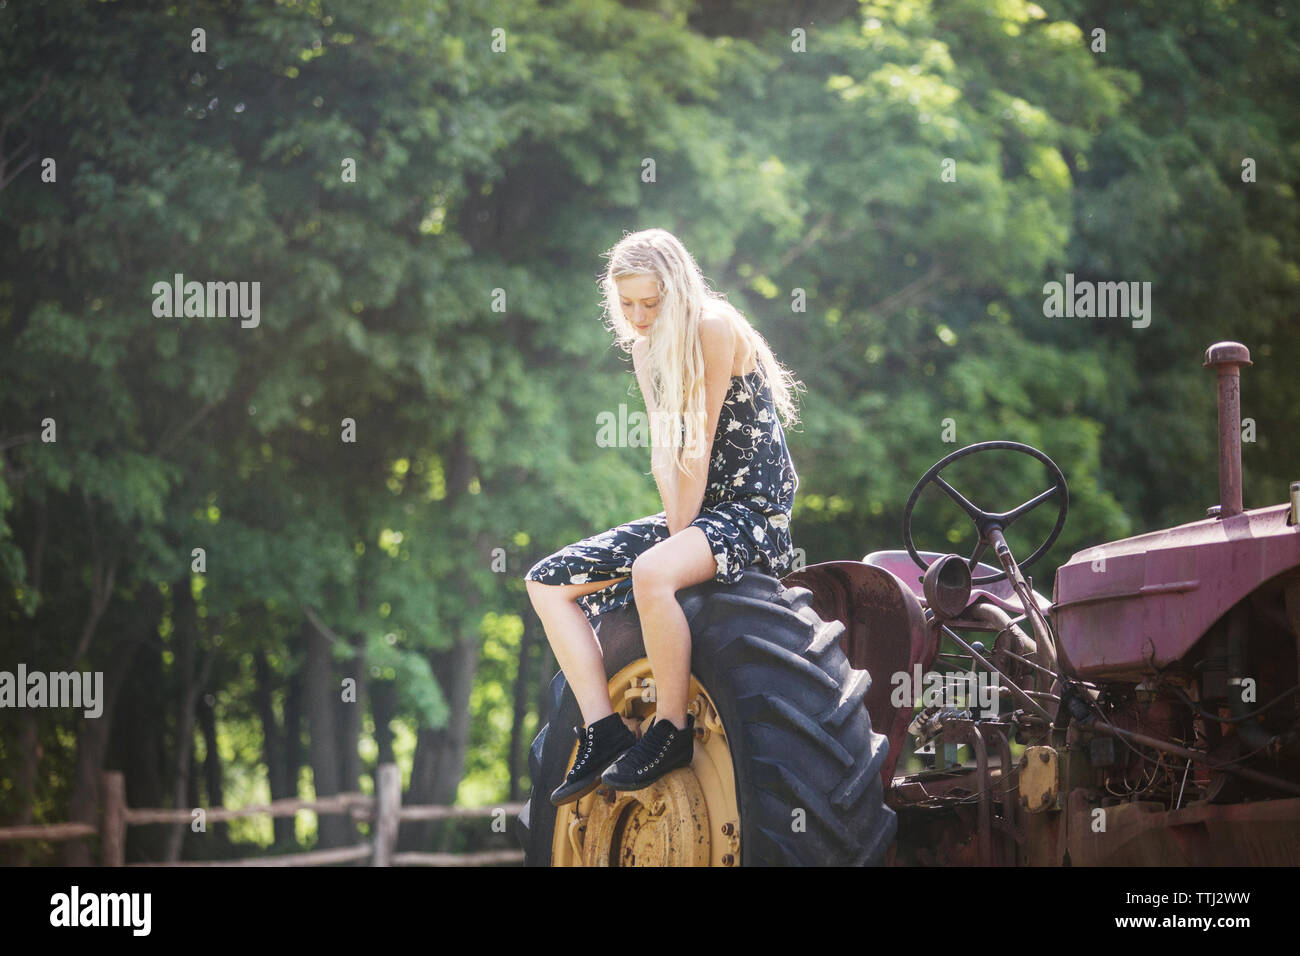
top-left (372, 763), bottom-right (400, 866)
top-left (101, 772), bottom-right (127, 867)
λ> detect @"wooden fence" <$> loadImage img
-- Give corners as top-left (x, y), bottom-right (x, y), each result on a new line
top-left (0, 763), bottom-right (525, 866)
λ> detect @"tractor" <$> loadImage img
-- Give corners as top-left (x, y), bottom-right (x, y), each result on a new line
top-left (517, 340), bottom-right (1300, 865)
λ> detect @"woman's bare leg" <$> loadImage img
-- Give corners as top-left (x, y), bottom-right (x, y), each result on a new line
top-left (525, 575), bottom-right (629, 726)
top-left (630, 527), bottom-right (719, 729)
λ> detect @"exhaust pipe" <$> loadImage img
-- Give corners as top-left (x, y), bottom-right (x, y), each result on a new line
top-left (1202, 341), bottom-right (1252, 519)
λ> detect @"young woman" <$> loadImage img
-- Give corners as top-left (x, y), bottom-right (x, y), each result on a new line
top-left (524, 228), bottom-right (802, 806)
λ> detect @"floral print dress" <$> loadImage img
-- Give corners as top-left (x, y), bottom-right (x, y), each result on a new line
top-left (526, 368), bottom-right (799, 622)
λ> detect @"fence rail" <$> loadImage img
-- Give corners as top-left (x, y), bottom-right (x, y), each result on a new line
top-left (0, 763), bottom-right (525, 866)
top-left (0, 822), bottom-right (97, 843)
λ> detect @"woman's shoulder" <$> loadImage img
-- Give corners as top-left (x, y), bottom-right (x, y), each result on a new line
top-left (701, 306), bottom-right (756, 377)
top-left (699, 311), bottom-right (736, 350)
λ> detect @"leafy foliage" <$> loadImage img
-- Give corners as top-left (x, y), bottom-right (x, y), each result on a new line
top-left (0, 0), bottom-right (1295, 857)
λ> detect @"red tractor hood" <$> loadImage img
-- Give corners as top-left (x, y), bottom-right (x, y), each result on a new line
top-left (1053, 503), bottom-right (1300, 679)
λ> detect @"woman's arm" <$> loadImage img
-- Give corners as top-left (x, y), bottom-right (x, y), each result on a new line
top-left (633, 340), bottom-right (682, 531)
top-left (664, 316), bottom-right (734, 534)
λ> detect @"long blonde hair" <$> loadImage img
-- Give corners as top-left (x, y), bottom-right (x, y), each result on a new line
top-left (598, 228), bottom-right (803, 479)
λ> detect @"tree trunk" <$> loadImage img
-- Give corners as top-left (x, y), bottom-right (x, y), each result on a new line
top-left (401, 627), bottom-right (480, 850)
top-left (403, 729), bottom-right (435, 850)
top-left (339, 568), bottom-right (372, 795)
top-left (337, 629), bottom-right (366, 797)
top-left (60, 495), bottom-right (129, 866)
top-left (507, 616), bottom-right (537, 801)
top-left (110, 634), bottom-right (166, 862)
top-left (303, 616), bottom-right (350, 848)
top-left (5, 499), bottom-right (47, 861)
top-left (431, 632), bottom-right (480, 822)
top-left (185, 734), bottom-right (202, 842)
top-left (165, 578), bottom-right (211, 862)
top-left (1, 711), bottom-right (39, 864)
top-left (61, 711), bottom-right (115, 865)
top-left (284, 661), bottom-right (304, 839)
top-left (400, 429), bottom-right (483, 850)
top-left (197, 693), bottom-right (228, 848)
top-left (372, 680), bottom-right (396, 765)
top-left (59, 613), bottom-right (142, 865)
top-left (12, 711), bottom-right (39, 824)
top-left (254, 648), bottom-right (294, 845)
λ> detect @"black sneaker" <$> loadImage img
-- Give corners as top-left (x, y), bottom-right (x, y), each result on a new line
top-left (601, 714), bottom-right (695, 791)
top-left (550, 713), bottom-right (637, 806)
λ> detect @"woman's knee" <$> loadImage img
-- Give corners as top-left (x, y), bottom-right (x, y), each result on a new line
top-left (631, 551), bottom-right (671, 592)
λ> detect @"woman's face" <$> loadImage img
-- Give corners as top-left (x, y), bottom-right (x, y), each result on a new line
top-left (616, 274), bottom-right (662, 336)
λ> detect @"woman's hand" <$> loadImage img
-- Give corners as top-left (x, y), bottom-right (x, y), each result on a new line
top-left (636, 312), bottom-right (735, 536)
top-left (653, 455), bottom-right (685, 534)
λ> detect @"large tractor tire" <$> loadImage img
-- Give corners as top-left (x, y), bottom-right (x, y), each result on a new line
top-left (517, 569), bottom-right (897, 866)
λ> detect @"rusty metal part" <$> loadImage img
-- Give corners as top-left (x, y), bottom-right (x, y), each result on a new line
top-left (908, 706), bottom-right (964, 751)
top-left (567, 810), bottom-right (586, 859)
top-left (938, 623), bottom-right (1053, 723)
top-left (990, 724), bottom-right (1018, 862)
top-left (1203, 341), bottom-right (1251, 519)
top-left (1020, 745), bottom-right (1059, 813)
top-left (1010, 709), bottom-right (1051, 745)
top-left (1064, 788), bottom-right (1300, 866)
top-left (1083, 717), bottom-right (1300, 797)
top-left (581, 767), bottom-right (710, 866)
top-left (1000, 647), bottom-right (1059, 684)
top-left (1224, 602), bottom-right (1282, 754)
top-left (863, 549), bottom-right (1052, 617)
top-left (1285, 575), bottom-right (1300, 693)
top-left (928, 719), bottom-right (1019, 865)
top-left (889, 767), bottom-right (982, 804)
top-left (964, 601), bottom-right (1040, 685)
top-left (721, 816), bottom-right (739, 859)
top-left (1052, 344), bottom-right (1300, 681)
top-left (967, 725), bottom-right (992, 865)
top-left (1054, 502), bottom-right (1300, 680)
top-left (1098, 686), bottom-right (1194, 784)
top-left (923, 553), bottom-right (972, 621)
top-left (942, 721), bottom-right (989, 864)
top-left (551, 661), bottom-right (739, 866)
top-left (987, 526), bottom-right (1067, 680)
top-left (785, 560), bottom-right (933, 784)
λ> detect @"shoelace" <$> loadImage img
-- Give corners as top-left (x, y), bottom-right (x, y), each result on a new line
top-left (633, 720), bottom-right (686, 776)
top-left (567, 725), bottom-right (596, 780)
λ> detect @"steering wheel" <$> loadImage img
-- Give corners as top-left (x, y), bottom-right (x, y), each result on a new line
top-left (902, 441), bottom-right (1068, 585)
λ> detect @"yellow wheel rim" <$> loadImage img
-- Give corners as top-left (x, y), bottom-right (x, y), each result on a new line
top-left (550, 658), bottom-right (741, 867)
